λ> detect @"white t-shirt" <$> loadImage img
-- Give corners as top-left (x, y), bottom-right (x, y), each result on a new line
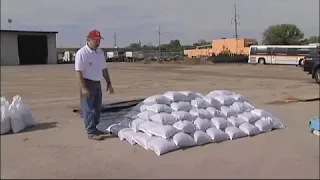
top-left (75, 44), bottom-right (107, 81)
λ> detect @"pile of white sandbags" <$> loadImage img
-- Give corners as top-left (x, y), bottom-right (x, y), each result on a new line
top-left (1, 95), bottom-right (37, 135)
top-left (106, 90), bottom-right (285, 156)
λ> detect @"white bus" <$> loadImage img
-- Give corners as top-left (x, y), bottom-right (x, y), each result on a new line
top-left (248, 45), bottom-right (319, 65)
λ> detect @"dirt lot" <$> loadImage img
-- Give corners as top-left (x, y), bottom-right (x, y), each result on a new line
top-left (1, 63), bottom-right (319, 179)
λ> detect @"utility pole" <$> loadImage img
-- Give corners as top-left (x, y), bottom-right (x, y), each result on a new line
top-left (113, 32), bottom-right (117, 47)
top-left (8, 18), bottom-right (12, 30)
top-left (157, 26), bottom-right (162, 55)
top-left (231, 4), bottom-right (240, 38)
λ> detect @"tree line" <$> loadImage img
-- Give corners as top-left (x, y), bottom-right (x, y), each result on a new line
top-left (124, 24), bottom-right (320, 51)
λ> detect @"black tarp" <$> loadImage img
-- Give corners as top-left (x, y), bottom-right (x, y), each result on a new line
top-left (73, 98), bottom-right (144, 133)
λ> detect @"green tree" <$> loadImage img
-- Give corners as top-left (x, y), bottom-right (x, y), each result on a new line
top-left (262, 24), bottom-right (304, 45)
top-left (193, 39), bottom-right (211, 46)
top-left (307, 36), bottom-right (320, 43)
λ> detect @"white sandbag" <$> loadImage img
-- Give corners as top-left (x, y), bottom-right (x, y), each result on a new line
top-left (173, 120), bottom-right (196, 133)
top-left (230, 102), bottom-right (247, 114)
top-left (139, 104), bottom-right (148, 112)
top-left (225, 126), bottom-right (248, 140)
top-left (132, 132), bottom-right (153, 149)
top-left (137, 111), bottom-right (156, 120)
top-left (191, 98), bottom-right (211, 109)
top-left (189, 108), bottom-right (212, 119)
top-left (172, 132), bottom-right (196, 148)
top-left (193, 130), bottom-right (212, 145)
top-left (119, 117), bottom-right (132, 128)
top-left (254, 118), bottom-right (273, 133)
top-left (170, 102), bottom-right (192, 112)
top-left (203, 96), bottom-right (222, 108)
top-left (171, 111), bottom-right (196, 121)
top-left (149, 125), bottom-right (180, 139)
top-left (239, 123), bottom-right (260, 136)
top-left (244, 102), bottom-right (255, 110)
top-left (9, 100), bottom-right (26, 133)
top-left (132, 102), bottom-right (144, 111)
top-left (206, 107), bottom-right (226, 118)
top-left (131, 118), bottom-right (147, 132)
top-left (118, 128), bottom-right (133, 140)
top-left (227, 116), bottom-right (246, 127)
top-left (220, 106), bottom-right (238, 117)
top-left (251, 109), bottom-right (273, 118)
top-left (209, 90), bottom-right (235, 96)
top-left (13, 96), bottom-right (37, 127)
top-left (143, 94), bottom-right (171, 105)
top-left (237, 112), bottom-right (259, 124)
top-left (121, 129), bottom-right (138, 145)
top-left (145, 104), bottom-right (173, 113)
top-left (138, 121), bottom-right (159, 136)
top-left (124, 110), bottom-right (140, 119)
top-left (211, 117), bottom-right (231, 130)
top-left (106, 123), bottom-right (126, 135)
top-left (206, 127), bottom-right (230, 142)
top-left (147, 137), bottom-right (178, 156)
top-left (1, 97), bottom-right (11, 135)
top-left (150, 113), bottom-right (177, 125)
top-left (206, 92), bottom-right (220, 98)
top-left (193, 118), bottom-right (213, 131)
top-left (179, 91), bottom-right (202, 100)
top-left (266, 117), bottom-right (286, 129)
top-left (230, 94), bottom-right (247, 102)
top-left (213, 95), bottom-right (235, 106)
top-left (163, 91), bottom-right (190, 102)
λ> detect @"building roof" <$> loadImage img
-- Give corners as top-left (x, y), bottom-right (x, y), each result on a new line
top-left (0, 29), bottom-right (58, 34)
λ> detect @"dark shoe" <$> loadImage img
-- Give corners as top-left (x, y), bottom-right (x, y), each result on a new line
top-left (88, 134), bottom-right (104, 141)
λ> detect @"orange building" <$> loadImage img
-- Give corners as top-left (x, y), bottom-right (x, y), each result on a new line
top-left (184, 38), bottom-right (257, 58)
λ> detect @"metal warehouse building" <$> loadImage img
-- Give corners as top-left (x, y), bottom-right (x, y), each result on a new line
top-left (1, 30), bottom-right (58, 66)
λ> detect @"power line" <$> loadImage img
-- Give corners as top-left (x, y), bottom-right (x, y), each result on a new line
top-left (113, 32), bottom-right (117, 47)
top-left (156, 26), bottom-right (162, 53)
top-left (231, 4), bottom-right (240, 38)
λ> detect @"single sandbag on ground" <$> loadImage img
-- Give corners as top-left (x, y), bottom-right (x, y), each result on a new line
top-left (193, 118), bottom-right (212, 131)
top-left (148, 125), bottom-right (180, 139)
top-left (147, 137), bottom-right (178, 156)
top-left (173, 120), bottom-right (196, 134)
top-left (239, 123), bottom-right (260, 136)
top-left (150, 113), bottom-right (178, 125)
top-left (172, 132), bottom-right (196, 148)
top-left (225, 126), bottom-right (248, 140)
top-left (192, 130), bottom-right (212, 145)
top-left (206, 127), bottom-right (230, 142)
top-left (132, 132), bottom-right (153, 149)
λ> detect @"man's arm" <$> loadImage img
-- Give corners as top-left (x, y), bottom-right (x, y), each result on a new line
top-left (76, 71), bottom-right (87, 89)
top-left (102, 68), bottom-right (111, 84)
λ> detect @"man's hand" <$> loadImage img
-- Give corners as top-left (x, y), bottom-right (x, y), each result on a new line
top-left (81, 87), bottom-right (90, 97)
top-left (106, 83), bottom-right (114, 94)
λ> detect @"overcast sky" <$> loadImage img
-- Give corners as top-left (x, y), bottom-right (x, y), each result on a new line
top-left (1, 0), bottom-right (319, 47)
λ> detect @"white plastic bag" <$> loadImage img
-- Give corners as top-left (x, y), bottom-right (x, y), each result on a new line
top-left (225, 126), bottom-right (247, 140)
top-left (172, 132), bottom-right (196, 148)
top-left (193, 130), bottom-right (212, 145)
top-left (106, 123), bottom-right (126, 135)
top-left (1, 97), bottom-right (11, 135)
top-left (230, 94), bottom-right (247, 102)
top-left (211, 117), bottom-right (231, 130)
top-left (171, 111), bottom-right (196, 121)
top-left (206, 127), bottom-right (230, 142)
top-left (145, 104), bottom-right (173, 113)
top-left (118, 128), bottom-right (133, 140)
top-left (251, 109), bottom-right (272, 118)
top-left (147, 137), bottom-right (178, 156)
top-left (150, 113), bottom-right (177, 125)
top-left (143, 95), bottom-right (171, 105)
top-left (206, 107), bottom-right (226, 118)
top-left (173, 120), bottom-right (196, 133)
top-left (189, 108), bottom-right (212, 119)
top-left (149, 125), bottom-right (180, 139)
top-left (179, 91), bottom-right (202, 100)
top-left (227, 116), bottom-right (246, 127)
top-left (237, 112), bottom-right (259, 124)
top-left (9, 100), bottom-right (26, 133)
top-left (220, 106), bottom-right (238, 117)
top-left (136, 111), bottom-right (156, 120)
top-left (254, 118), bottom-right (273, 133)
top-left (230, 102), bottom-right (247, 114)
top-left (209, 90), bottom-right (235, 96)
top-left (138, 121), bottom-right (159, 136)
top-left (239, 123), bottom-right (260, 136)
top-left (191, 98), bottom-right (211, 109)
top-left (131, 118), bottom-right (147, 132)
top-left (213, 95), bottom-right (235, 106)
top-left (266, 117), bottom-right (286, 129)
top-left (203, 96), bottom-right (222, 108)
top-left (124, 110), bottom-right (140, 119)
top-left (132, 132), bottom-right (153, 149)
top-left (193, 118), bottom-right (212, 131)
top-left (163, 91), bottom-right (190, 102)
top-left (170, 102), bottom-right (192, 112)
top-left (13, 96), bottom-right (37, 127)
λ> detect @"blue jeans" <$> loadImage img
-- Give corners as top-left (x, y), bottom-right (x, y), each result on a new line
top-left (80, 79), bottom-right (102, 135)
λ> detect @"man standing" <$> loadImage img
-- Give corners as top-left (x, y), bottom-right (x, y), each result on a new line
top-left (75, 30), bottom-right (114, 140)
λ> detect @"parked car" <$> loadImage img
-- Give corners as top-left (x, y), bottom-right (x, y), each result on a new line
top-left (303, 48), bottom-right (320, 83)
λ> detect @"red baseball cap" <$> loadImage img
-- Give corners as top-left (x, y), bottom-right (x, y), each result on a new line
top-left (87, 30), bottom-right (104, 40)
